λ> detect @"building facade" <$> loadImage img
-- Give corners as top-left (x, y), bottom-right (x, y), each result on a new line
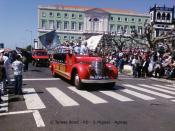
top-left (37, 5), bottom-right (149, 48)
top-left (150, 5), bottom-right (175, 37)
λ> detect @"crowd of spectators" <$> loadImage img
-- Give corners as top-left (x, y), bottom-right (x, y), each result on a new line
top-left (105, 47), bottom-right (175, 80)
top-left (0, 49), bottom-right (27, 107)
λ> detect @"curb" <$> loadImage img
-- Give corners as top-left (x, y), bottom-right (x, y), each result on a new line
top-left (149, 77), bottom-right (175, 85)
top-left (120, 72), bottom-right (175, 85)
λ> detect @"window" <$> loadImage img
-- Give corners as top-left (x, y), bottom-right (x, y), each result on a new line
top-left (130, 25), bottom-right (136, 33)
top-left (110, 16), bottom-right (114, 21)
top-left (124, 25), bottom-right (128, 33)
top-left (131, 18), bottom-right (135, 22)
top-left (151, 13), bottom-right (153, 20)
top-left (93, 18), bottom-right (99, 21)
top-left (118, 17), bottom-right (121, 21)
top-left (125, 18), bottom-right (128, 22)
top-left (145, 19), bottom-right (148, 23)
top-left (64, 21), bottom-right (69, 30)
top-left (64, 13), bottom-right (68, 18)
top-left (49, 20), bottom-right (54, 29)
top-left (71, 22), bottom-right (76, 30)
top-left (93, 18), bottom-right (99, 32)
top-left (167, 13), bottom-right (170, 20)
top-left (162, 13), bottom-right (166, 20)
top-left (41, 19), bottom-right (47, 29)
top-left (72, 14), bottom-right (76, 18)
top-left (78, 36), bottom-right (82, 40)
top-left (49, 12), bottom-right (54, 17)
top-left (64, 36), bottom-right (68, 39)
top-left (78, 22), bottom-right (83, 31)
top-left (56, 21), bottom-right (61, 30)
top-left (138, 26), bottom-right (142, 35)
top-left (110, 24), bottom-right (115, 32)
top-left (71, 36), bottom-right (74, 39)
top-left (117, 25), bottom-right (122, 33)
top-left (79, 14), bottom-right (82, 18)
top-left (138, 19), bottom-right (141, 22)
top-left (42, 12), bottom-right (46, 17)
top-left (57, 13), bottom-right (61, 17)
top-left (157, 12), bottom-right (161, 19)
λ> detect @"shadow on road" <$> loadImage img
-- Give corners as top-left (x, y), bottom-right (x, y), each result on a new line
top-left (9, 96), bottom-right (25, 102)
top-left (30, 69), bottom-right (42, 72)
top-left (84, 84), bottom-right (126, 92)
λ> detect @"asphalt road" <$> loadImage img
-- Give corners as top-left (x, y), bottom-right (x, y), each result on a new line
top-left (0, 64), bottom-right (175, 131)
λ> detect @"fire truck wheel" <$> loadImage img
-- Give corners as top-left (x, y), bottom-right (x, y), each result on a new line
top-left (74, 73), bottom-right (83, 90)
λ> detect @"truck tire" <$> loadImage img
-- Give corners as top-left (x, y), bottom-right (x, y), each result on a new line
top-left (74, 72), bottom-right (83, 90)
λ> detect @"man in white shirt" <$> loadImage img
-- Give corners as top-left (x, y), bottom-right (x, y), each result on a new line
top-left (74, 42), bottom-right (81, 54)
top-left (12, 55), bottom-right (24, 95)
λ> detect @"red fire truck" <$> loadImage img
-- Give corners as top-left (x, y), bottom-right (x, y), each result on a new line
top-left (32, 49), bottom-right (49, 67)
top-left (50, 48), bottom-right (118, 89)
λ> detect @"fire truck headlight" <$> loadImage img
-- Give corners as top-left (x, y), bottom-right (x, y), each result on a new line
top-left (37, 59), bottom-right (39, 61)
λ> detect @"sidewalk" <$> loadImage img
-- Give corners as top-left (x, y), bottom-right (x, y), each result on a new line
top-left (123, 65), bottom-right (175, 85)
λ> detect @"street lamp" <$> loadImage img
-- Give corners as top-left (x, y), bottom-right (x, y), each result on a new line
top-left (25, 29), bottom-right (33, 52)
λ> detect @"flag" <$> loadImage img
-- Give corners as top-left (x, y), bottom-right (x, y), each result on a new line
top-left (39, 30), bottom-right (60, 49)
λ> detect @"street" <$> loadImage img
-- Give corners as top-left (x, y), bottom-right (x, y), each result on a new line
top-left (0, 64), bottom-right (175, 131)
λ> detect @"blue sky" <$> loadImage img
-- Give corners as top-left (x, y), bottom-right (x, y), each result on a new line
top-left (0, 0), bottom-right (174, 49)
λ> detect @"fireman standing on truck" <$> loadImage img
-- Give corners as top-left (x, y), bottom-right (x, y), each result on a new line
top-left (80, 41), bottom-right (89, 55)
top-left (74, 42), bottom-right (81, 54)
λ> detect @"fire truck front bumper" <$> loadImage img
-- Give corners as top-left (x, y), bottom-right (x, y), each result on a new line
top-left (81, 79), bottom-right (117, 84)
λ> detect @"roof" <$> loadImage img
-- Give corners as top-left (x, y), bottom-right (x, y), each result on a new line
top-left (38, 4), bottom-right (149, 17)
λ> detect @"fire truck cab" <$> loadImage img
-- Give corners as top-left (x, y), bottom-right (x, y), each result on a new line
top-left (50, 48), bottom-right (118, 89)
top-left (32, 49), bottom-right (49, 67)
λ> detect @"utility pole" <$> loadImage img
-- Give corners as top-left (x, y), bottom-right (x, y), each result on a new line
top-left (25, 29), bottom-right (33, 52)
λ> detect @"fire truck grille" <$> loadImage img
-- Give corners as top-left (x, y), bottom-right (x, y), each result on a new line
top-left (38, 59), bottom-right (48, 63)
top-left (91, 61), bottom-right (104, 77)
